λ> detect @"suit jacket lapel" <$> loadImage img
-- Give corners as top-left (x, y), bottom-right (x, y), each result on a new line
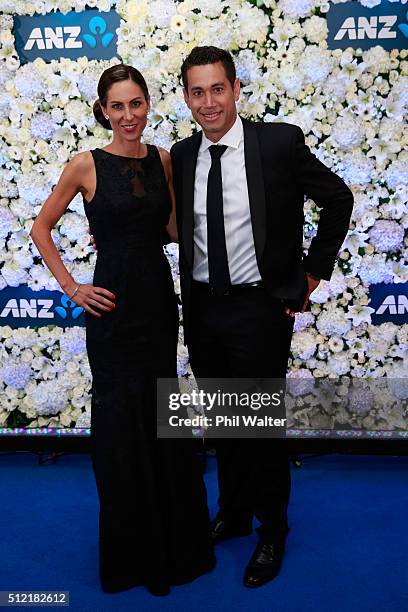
top-left (181, 130), bottom-right (202, 271)
top-left (242, 117), bottom-right (266, 265)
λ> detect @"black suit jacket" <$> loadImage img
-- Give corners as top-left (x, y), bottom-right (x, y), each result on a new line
top-left (170, 117), bottom-right (354, 346)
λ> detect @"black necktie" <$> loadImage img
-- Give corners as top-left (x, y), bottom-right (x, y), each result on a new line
top-left (207, 144), bottom-right (230, 295)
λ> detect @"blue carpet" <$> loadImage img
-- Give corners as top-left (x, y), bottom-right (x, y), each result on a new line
top-left (1, 452), bottom-right (407, 612)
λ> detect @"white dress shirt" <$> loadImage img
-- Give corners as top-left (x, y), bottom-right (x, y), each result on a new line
top-left (192, 115), bottom-right (262, 284)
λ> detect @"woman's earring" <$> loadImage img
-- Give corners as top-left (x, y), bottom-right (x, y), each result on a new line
top-left (105, 115), bottom-right (109, 120)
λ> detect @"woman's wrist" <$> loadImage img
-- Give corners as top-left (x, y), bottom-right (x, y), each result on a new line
top-left (69, 284), bottom-right (81, 299)
top-left (61, 278), bottom-right (78, 297)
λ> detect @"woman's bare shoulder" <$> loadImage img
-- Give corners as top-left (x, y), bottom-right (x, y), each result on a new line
top-left (69, 150), bottom-right (94, 170)
top-left (156, 146), bottom-right (171, 162)
top-left (156, 146), bottom-right (172, 177)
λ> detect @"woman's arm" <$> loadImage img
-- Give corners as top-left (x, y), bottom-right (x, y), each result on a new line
top-left (158, 147), bottom-right (178, 243)
top-left (30, 153), bottom-right (115, 317)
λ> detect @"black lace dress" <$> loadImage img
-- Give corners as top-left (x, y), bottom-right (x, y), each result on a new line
top-left (83, 146), bottom-right (215, 596)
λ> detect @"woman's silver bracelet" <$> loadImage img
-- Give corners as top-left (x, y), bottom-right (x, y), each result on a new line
top-left (69, 284), bottom-right (80, 299)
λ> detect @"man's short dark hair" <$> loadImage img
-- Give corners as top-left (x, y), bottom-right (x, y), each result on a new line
top-left (181, 46), bottom-right (236, 90)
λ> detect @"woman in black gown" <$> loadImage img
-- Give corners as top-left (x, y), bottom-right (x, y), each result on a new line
top-left (30, 64), bottom-right (215, 596)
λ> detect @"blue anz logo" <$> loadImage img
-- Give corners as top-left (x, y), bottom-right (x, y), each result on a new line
top-left (0, 287), bottom-right (84, 328)
top-left (327, 1), bottom-right (408, 50)
top-left (82, 16), bottom-right (114, 49)
top-left (369, 283), bottom-right (408, 325)
top-left (14, 10), bottom-right (120, 64)
top-left (54, 294), bottom-right (84, 321)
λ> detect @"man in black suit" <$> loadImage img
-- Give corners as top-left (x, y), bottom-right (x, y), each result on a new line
top-left (170, 46), bottom-right (353, 588)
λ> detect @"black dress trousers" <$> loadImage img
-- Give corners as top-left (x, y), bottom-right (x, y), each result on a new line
top-left (188, 283), bottom-right (294, 541)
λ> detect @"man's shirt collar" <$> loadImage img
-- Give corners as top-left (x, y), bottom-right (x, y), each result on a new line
top-left (200, 115), bottom-right (242, 152)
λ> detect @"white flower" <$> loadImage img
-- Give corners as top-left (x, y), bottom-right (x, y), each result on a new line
top-left (323, 74), bottom-right (348, 104)
top-left (298, 47), bottom-right (332, 85)
top-left (391, 76), bottom-right (408, 108)
top-left (368, 220), bottom-right (404, 253)
top-left (17, 172), bottom-right (51, 205)
top-left (293, 311), bottom-right (315, 332)
top-left (26, 265), bottom-right (50, 291)
top-left (358, 255), bottom-right (388, 286)
top-left (327, 353), bottom-right (350, 375)
top-left (0, 171), bottom-right (19, 199)
top-left (12, 249), bottom-right (33, 269)
top-left (375, 322), bottom-right (398, 344)
top-left (0, 207), bottom-right (13, 239)
top-left (328, 337), bottom-right (344, 353)
top-left (346, 336), bottom-right (369, 356)
top-left (31, 380), bottom-right (68, 416)
top-left (65, 99), bottom-right (93, 129)
top-left (269, 22), bottom-right (292, 47)
top-left (280, 0), bottom-right (313, 19)
top-left (363, 45), bottom-right (391, 74)
top-left (345, 304), bottom-right (375, 326)
top-left (379, 199), bottom-right (406, 221)
top-left (236, 50), bottom-right (262, 83)
top-left (170, 14), bottom-right (186, 33)
top-left (59, 328), bottom-right (86, 357)
top-left (235, 4), bottom-right (269, 44)
top-left (1, 261), bottom-right (28, 286)
top-left (75, 410), bottom-right (91, 428)
top-left (342, 230), bottom-right (369, 256)
top-left (14, 64), bottom-right (44, 98)
top-left (77, 70), bottom-right (99, 102)
top-left (291, 330), bottom-right (318, 359)
top-left (50, 108), bottom-right (64, 124)
top-left (302, 15), bottom-right (328, 43)
top-left (53, 121), bottom-right (76, 147)
top-left (68, 262), bottom-right (93, 285)
top-left (0, 361), bottom-right (32, 390)
top-left (9, 328), bottom-right (40, 349)
top-left (331, 114), bottom-right (364, 150)
top-left (242, 73), bottom-right (275, 105)
top-left (341, 152), bottom-right (375, 185)
top-left (277, 66), bottom-right (303, 98)
top-left (367, 138), bottom-right (401, 165)
top-left (316, 307), bottom-right (352, 336)
top-left (149, 0), bottom-right (177, 26)
top-left (59, 212), bottom-right (86, 242)
top-left (198, 0), bottom-right (223, 18)
top-left (381, 95), bottom-right (404, 121)
top-left (383, 159), bottom-right (408, 190)
top-left (392, 262), bottom-right (408, 284)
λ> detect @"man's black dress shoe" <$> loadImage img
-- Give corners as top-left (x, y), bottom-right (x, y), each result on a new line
top-left (243, 538), bottom-right (285, 588)
top-left (210, 518), bottom-right (252, 545)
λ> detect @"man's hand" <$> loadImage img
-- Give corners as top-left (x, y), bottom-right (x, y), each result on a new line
top-left (284, 273), bottom-right (320, 318)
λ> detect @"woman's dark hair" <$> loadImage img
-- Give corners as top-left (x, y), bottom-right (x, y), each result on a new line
top-left (93, 64), bottom-right (149, 130)
top-left (181, 46), bottom-right (236, 90)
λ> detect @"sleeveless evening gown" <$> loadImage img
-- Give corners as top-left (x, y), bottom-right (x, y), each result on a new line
top-left (83, 146), bottom-right (215, 595)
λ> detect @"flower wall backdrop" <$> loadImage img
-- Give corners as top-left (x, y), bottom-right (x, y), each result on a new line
top-left (0, 0), bottom-right (407, 431)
